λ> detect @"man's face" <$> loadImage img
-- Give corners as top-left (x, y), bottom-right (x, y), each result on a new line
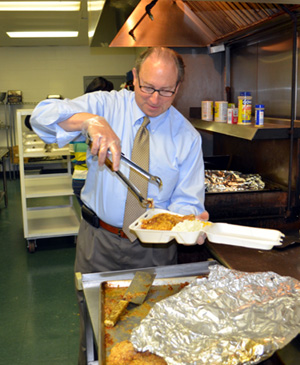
top-left (132, 55), bottom-right (180, 117)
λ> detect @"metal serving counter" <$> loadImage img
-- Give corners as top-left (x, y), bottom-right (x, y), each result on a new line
top-left (191, 117), bottom-right (300, 140)
top-left (81, 261), bottom-right (217, 365)
top-left (80, 254), bottom-right (299, 365)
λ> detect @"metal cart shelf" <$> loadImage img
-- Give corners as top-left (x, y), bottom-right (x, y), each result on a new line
top-left (16, 108), bottom-right (80, 252)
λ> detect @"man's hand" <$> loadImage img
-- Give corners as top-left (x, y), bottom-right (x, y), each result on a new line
top-left (195, 210), bottom-right (209, 245)
top-left (82, 116), bottom-right (121, 171)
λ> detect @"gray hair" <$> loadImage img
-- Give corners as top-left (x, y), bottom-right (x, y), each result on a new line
top-left (135, 47), bottom-right (185, 84)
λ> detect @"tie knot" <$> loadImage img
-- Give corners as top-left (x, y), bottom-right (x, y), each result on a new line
top-left (142, 116), bottom-right (150, 128)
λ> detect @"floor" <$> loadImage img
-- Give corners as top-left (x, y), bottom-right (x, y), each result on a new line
top-left (0, 178), bottom-right (79, 365)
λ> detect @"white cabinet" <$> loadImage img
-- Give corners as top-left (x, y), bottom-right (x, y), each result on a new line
top-left (16, 109), bottom-right (80, 252)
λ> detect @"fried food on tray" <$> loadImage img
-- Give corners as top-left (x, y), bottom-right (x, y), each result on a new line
top-left (141, 213), bottom-right (195, 231)
top-left (107, 340), bottom-right (167, 364)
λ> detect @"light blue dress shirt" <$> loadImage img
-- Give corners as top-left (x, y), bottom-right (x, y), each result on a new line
top-left (31, 89), bottom-right (206, 227)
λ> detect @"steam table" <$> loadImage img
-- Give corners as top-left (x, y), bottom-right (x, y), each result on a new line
top-left (0, 147), bottom-right (8, 207)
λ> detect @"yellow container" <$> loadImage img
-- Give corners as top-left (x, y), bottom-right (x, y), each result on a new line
top-left (238, 92), bottom-right (252, 125)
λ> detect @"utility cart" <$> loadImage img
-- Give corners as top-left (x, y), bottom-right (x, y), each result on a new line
top-left (16, 109), bottom-right (80, 252)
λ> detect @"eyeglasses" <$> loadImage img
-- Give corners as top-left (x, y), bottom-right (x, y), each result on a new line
top-left (138, 75), bottom-right (177, 97)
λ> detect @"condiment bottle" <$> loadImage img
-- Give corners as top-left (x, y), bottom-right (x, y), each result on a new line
top-left (201, 101), bottom-right (213, 121)
top-left (214, 101), bottom-right (228, 122)
top-left (255, 104), bottom-right (265, 127)
top-left (238, 92), bottom-right (252, 125)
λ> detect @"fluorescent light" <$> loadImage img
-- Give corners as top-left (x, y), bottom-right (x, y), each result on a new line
top-left (7, 31), bottom-right (79, 38)
top-left (0, 2), bottom-right (81, 11)
top-left (88, 1), bottom-right (105, 12)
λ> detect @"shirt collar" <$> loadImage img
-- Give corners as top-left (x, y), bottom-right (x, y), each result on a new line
top-left (132, 97), bottom-right (170, 130)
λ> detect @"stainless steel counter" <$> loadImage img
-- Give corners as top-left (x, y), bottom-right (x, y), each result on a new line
top-left (192, 118), bottom-right (300, 140)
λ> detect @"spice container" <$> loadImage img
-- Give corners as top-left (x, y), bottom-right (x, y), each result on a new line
top-left (255, 104), bottom-right (265, 127)
top-left (238, 92), bottom-right (252, 125)
top-left (227, 107), bottom-right (238, 124)
top-left (201, 101), bottom-right (213, 121)
top-left (214, 101), bottom-right (228, 122)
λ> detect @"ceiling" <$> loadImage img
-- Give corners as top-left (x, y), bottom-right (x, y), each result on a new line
top-left (0, 0), bottom-right (89, 47)
top-left (0, 1), bottom-right (299, 48)
top-left (109, 0), bottom-right (300, 47)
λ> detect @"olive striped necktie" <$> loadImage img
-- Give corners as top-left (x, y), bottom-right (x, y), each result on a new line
top-left (123, 116), bottom-right (150, 241)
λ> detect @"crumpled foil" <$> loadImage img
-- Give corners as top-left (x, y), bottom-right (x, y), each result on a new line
top-left (130, 265), bottom-right (300, 365)
top-left (205, 170), bottom-right (265, 192)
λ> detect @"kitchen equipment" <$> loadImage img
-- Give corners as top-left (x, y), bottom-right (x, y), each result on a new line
top-left (129, 208), bottom-right (284, 249)
top-left (104, 270), bottom-right (156, 328)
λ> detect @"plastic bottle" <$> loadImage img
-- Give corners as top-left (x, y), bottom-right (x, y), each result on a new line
top-left (238, 92), bottom-right (252, 125)
top-left (201, 101), bottom-right (213, 121)
top-left (255, 104), bottom-right (265, 127)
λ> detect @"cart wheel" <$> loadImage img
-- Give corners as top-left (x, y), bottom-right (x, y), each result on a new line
top-left (28, 240), bottom-right (37, 253)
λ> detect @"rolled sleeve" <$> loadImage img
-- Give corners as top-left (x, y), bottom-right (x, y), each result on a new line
top-left (31, 99), bottom-right (84, 146)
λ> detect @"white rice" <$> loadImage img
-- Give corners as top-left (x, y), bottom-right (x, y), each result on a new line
top-left (171, 220), bottom-right (205, 232)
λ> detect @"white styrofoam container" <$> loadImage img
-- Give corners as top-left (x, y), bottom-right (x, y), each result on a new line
top-left (204, 223), bottom-right (284, 250)
top-left (129, 209), bottom-right (284, 249)
top-left (129, 209), bottom-right (204, 245)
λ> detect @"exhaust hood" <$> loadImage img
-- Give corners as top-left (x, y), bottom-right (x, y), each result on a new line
top-left (89, 0), bottom-right (300, 48)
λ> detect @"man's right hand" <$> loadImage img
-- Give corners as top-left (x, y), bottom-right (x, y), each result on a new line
top-left (82, 116), bottom-right (121, 171)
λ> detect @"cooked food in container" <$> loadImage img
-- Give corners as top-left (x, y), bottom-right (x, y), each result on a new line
top-left (129, 209), bottom-right (284, 249)
top-left (140, 212), bottom-right (208, 231)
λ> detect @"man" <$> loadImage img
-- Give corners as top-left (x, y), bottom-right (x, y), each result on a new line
top-left (31, 47), bottom-right (209, 364)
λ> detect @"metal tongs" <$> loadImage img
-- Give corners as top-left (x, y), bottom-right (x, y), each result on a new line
top-left (87, 136), bottom-right (162, 208)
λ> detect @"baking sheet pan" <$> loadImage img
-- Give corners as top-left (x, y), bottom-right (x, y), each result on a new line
top-left (99, 276), bottom-right (205, 363)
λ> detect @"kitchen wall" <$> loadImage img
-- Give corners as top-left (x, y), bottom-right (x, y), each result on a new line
top-left (0, 45), bottom-right (225, 152)
top-left (173, 48), bottom-right (225, 156)
top-left (0, 46), bottom-right (138, 101)
top-left (230, 24), bottom-right (299, 119)
top-left (172, 48), bottom-right (225, 119)
top-left (0, 46), bottom-right (138, 146)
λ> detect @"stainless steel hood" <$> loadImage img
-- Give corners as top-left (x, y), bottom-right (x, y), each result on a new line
top-left (88, 0), bottom-right (140, 47)
top-left (89, 0), bottom-right (300, 48)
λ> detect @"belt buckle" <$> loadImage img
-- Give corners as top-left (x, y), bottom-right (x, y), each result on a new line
top-left (117, 228), bottom-right (123, 237)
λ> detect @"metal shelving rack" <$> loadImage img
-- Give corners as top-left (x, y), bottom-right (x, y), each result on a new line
top-left (16, 108), bottom-right (80, 252)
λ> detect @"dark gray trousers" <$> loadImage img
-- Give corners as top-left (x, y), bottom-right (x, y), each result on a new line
top-left (75, 218), bottom-right (177, 365)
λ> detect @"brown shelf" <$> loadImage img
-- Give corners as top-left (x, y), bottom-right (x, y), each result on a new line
top-left (191, 118), bottom-right (300, 140)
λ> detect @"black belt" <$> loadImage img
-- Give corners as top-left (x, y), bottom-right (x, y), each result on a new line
top-left (81, 205), bottom-right (128, 239)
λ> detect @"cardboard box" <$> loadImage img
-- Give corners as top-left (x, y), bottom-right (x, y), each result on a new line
top-left (10, 146), bottom-right (28, 164)
top-left (7, 90), bottom-right (22, 104)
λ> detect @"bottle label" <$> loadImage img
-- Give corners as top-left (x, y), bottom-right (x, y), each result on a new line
top-left (238, 98), bottom-right (252, 124)
top-left (255, 110), bottom-right (264, 126)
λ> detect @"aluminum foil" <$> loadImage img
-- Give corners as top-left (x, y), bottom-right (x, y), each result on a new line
top-left (205, 170), bottom-right (265, 192)
top-left (130, 265), bottom-right (300, 365)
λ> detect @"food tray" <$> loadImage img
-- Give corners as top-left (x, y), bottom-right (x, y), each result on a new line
top-left (100, 275), bottom-right (202, 362)
top-left (129, 208), bottom-right (284, 249)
